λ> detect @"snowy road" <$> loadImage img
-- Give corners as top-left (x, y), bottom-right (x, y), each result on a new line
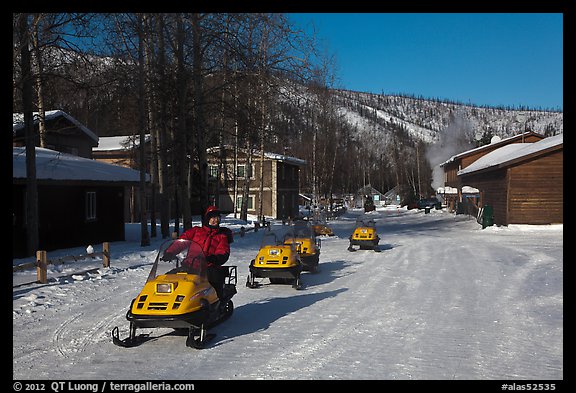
top-left (13, 207), bottom-right (563, 380)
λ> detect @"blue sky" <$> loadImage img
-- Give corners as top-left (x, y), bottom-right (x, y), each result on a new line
top-left (288, 13), bottom-right (563, 111)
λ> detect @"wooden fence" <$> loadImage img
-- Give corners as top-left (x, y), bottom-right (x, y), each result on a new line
top-left (13, 221), bottom-right (272, 287)
top-left (13, 242), bottom-right (110, 285)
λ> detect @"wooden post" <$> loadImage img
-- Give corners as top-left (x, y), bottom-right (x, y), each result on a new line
top-left (102, 242), bottom-right (110, 268)
top-left (36, 250), bottom-right (47, 284)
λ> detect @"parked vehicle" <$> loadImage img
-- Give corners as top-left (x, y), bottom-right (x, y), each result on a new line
top-left (348, 217), bottom-right (380, 252)
top-left (246, 231), bottom-right (303, 289)
top-left (284, 220), bottom-right (321, 273)
top-left (311, 217), bottom-right (335, 237)
top-left (417, 197), bottom-right (441, 210)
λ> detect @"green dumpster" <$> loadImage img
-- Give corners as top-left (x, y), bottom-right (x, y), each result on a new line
top-left (482, 205), bottom-right (494, 229)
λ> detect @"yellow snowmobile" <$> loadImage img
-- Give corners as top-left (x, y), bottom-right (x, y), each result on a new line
top-left (348, 217), bottom-right (380, 252)
top-left (310, 213), bottom-right (334, 237)
top-left (111, 239), bottom-right (237, 349)
top-left (246, 231), bottom-right (303, 289)
top-left (284, 221), bottom-right (321, 273)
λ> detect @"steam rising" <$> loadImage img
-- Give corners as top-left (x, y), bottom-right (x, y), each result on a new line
top-left (426, 112), bottom-right (475, 191)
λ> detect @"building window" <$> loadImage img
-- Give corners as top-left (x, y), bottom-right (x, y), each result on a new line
top-left (237, 164), bottom-right (255, 179)
top-left (236, 195), bottom-right (255, 211)
top-left (86, 191), bottom-right (97, 221)
top-left (208, 164), bottom-right (219, 179)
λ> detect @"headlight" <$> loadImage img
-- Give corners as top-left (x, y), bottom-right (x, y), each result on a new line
top-left (156, 283), bottom-right (172, 293)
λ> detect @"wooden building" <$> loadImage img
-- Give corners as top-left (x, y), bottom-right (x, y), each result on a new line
top-left (13, 110), bottom-right (99, 158)
top-left (206, 146), bottom-right (306, 220)
top-left (355, 184), bottom-right (386, 207)
top-left (92, 135), bottom-right (151, 169)
top-left (92, 135), bottom-right (152, 222)
top-left (440, 132), bottom-right (545, 190)
top-left (13, 147), bottom-right (148, 258)
top-left (439, 131), bottom-right (545, 211)
top-left (457, 134), bottom-right (563, 226)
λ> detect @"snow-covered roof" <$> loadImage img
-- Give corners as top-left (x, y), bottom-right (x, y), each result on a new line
top-left (13, 147), bottom-right (149, 183)
top-left (13, 110), bottom-right (99, 144)
top-left (462, 185), bottom-right (480, 194)
top-left (458, 134), bottom-right (563, 176)
top-left (207, 145), bottom-right (307, 166)
top-left (94, 135), bottom-right (151, 151)
top-left (437, 186), bottom-right (458, 194)
top-left (440, 131), bottom-right (545, 167)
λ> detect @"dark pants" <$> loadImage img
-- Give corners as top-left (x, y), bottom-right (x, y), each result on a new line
top-left (207, 266), bottom-right (227, 300)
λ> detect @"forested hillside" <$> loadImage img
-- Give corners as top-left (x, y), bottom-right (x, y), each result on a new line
top-left (14, 13), bottom-right (563, 226)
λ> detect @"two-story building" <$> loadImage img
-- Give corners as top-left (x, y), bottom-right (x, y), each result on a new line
top-left (206, 146), bottom-right (306, 220)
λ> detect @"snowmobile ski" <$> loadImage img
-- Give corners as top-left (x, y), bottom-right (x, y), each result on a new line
top-left (111, 326), bottom-right (154, 348)
top-left (186, 326), bottom-right (216, 349)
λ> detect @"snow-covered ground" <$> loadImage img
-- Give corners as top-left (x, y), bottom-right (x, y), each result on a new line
top-left (13, 206), bottom-right (563, 381)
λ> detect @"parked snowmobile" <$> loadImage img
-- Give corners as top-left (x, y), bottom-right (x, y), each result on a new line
top-left (111, 239), bottom-right (237, 349)
top-left (246, 230), bottom-right (303, 289)
top-left (348, 217), bottom-right (380, 252)
top-left (310, 211), bottom-right (335, 237)
top-left (284, 220), bottom-right (321, 273)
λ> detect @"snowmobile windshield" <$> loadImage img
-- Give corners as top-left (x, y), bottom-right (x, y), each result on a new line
top-left (260, 232), bottom-right (281, 248)
top-left (355, 218), bottom-right (376, 228)
top-left (312, 210), bottom-right (327, 223)
top-left (154, 239), bottom-right (208, 279)
top-left (281, 230), bottom-right (299, 251)
top-left (293, 223), bottom-right (314, 239)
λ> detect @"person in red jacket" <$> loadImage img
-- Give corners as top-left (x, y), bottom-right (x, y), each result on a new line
top-left (165, 206), bottom-right (233, 301)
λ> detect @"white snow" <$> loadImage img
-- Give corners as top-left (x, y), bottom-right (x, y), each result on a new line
top-left (13, 110), bottom-right (99, 144)
top-left (94, 135), bottom-right (151, 151)
top-left (13, 206), bottom-right (563, 381)
top-left (13, 147), bottom-right (147, 182)
top-left (458, 134), bottom-right (563, 175)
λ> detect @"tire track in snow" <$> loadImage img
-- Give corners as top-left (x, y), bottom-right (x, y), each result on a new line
top-left (53, 307), bottom-right (121, 358)
top-left (244, 242), bottom-right (392, 379)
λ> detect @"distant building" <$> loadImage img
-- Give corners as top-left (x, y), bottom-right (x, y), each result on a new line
top-left (13, 110), bottom-right (99, 158)
top-left (92, 134), bottom-right (151, 170)
top-left (355, 184), bottom-right (385, 208)
top-left (206, 146), bottom-right (306, 220)
top-left (92, 135), bottom-right (152, 222)
top-left (439, 131), bottom-right (545, 211)
top-left (458, 134), bottom-right (563, 225)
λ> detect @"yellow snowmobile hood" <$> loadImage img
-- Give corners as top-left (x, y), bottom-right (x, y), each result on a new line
top-left (254, 244), bottom-right (300, 269)
top-left (284, 237), bottom-right (319, 257)
top-left (351, 226), bottom-right (378, 240)
top-left (130, 273), bottom-right (217, 317)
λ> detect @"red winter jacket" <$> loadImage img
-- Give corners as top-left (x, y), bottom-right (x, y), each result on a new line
top-left (178, 225), bottom-right (231, 267)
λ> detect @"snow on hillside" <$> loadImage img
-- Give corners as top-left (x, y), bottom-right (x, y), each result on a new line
top-left (334, 89), bottom-right (563, 143)
top-left (13, 206), bottom-right (563, 381)
top-left (337, 104), bottom-right (437, 143)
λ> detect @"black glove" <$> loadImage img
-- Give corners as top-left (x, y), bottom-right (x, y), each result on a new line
top-left (206, 253), bottom-right (229, 266)
top-left (161, 252), bottom-right (176, 262)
